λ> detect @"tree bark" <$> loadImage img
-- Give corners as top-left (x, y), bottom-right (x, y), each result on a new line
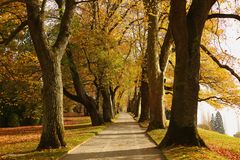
top-left (139, 56), bottom-right (149, 122)
top-left (159, 0), bottom-right (216, 148)
top-left (133, 91), bottom-right (141, 117)
top-left (25, 0), bottom-right (76, 149)
top-left (38, 58), bottom-right (66, 149)
top-left (144, 0), bottom-right (166, 130)
top-left (127, 96), bottom-right (132, 112)
top-left (109, 86), bottom-right (119, 115)
top-left (101, 87), bottom-right (113, 122)
top-left (130, 86), bottom-right (140, 117)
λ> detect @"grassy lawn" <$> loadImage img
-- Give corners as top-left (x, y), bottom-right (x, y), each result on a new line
top-left (145, 125), bottom-right (240, 160)
top-left (0, 117), bottom-right (106, 160)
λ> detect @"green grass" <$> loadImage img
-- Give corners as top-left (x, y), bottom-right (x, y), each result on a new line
top-left (199, 128), bottom-right (240, 153)
top-left (146, 127), bottom-right (240, 160)
top-left (0, 118), bottom-right (106, 160)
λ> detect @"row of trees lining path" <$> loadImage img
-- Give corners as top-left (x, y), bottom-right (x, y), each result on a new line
top-left (1, 0), bottom-right (240, 151)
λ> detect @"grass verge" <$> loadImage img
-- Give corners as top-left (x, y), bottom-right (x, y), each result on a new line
top-left (140, 121), bottom-right (240, 160)
top-left (0, 117), bottom-right (106, 160)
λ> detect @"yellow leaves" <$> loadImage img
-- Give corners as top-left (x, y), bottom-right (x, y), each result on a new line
top-left (199, 47), bottom-right (240, 108)
top-left (0, 2), bottom-right (26, 38)
top-left (0, 48), bottom-right (41, 105)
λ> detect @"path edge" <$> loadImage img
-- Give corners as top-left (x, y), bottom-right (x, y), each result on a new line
top-left (58, 136), bottom-right (92, 160)
top-left (58, 123), bottom-right (111, 160)
top-left (133, 116), bottom-right (168, 160)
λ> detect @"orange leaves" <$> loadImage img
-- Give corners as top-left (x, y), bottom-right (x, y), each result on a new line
top-left (0, 126), bottom-right (41, 145)
top-left (0, 2), bottom-right (26, 42)
top-left (209, 144), bottom-right (240, 160)
top-left (0, 47), bottom-right (42, 107)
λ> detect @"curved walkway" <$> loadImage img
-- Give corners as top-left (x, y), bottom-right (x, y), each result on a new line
top-left (61, 112), bottom-right (163, 160)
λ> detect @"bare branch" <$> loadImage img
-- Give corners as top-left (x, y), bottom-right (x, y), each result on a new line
top-left (200, 44), bottom-right (240, 83)
top-left (118, 18), bottom-right (144, 45)
top-left (63, 87), bottom-right (81, 103)
top-left (75, 0), bottom-right (93, 4)
top-left (207, 13), bottom-right (240, 21)
top-left (102, 0), bottom-right (123, 31)
top-left (108, 4), bottom-right (137, 33)
top-left (198, 96), bottom-right (225, 102)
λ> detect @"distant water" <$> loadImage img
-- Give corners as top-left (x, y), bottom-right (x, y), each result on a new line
top-left (197, 101), bottom-right (240, 136)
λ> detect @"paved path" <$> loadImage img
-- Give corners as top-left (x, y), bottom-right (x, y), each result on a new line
top-left (61, 112), bottom-right (163, 160)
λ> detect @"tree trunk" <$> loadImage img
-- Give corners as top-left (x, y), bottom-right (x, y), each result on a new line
top-left (63, 50), bottom-right (103, 126)
top-left (127, 96), bottom-right (131, 112)
top-left (159, 0), bottom-right (216, 148)
top-left (85, 96), bottom-right (104, 126)
top-left (101, 88), bottom-right (113, 122)
top-left (109, 86), bottom-right (119, 116)
top-left (38, 58), bottom-right (66, 149)
top-left (25, 0), bottom-right (76, 149)
top-left (139, 58), bottom-right (149, 122)
top-left (133, 89), bottom-right (141, 117)
top-left (144, 0), bottom-right (166, 130)
top-left (110, 95), bottom-right (115, 119)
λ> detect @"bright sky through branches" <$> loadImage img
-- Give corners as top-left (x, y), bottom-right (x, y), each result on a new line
top-left (220, 20), bottom-right (240, 58)
top-left (211, 1), bottom-right (240, 58)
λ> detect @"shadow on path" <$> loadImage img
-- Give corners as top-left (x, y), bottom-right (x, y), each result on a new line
top-left (61, 112), bottom-right (164, 160)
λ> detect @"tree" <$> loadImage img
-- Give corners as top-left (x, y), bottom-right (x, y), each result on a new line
top-left (64, 0), bottom-right (143, 122)
top-left (214, 111), bottom-right (225, 134)
top-left (25, 0), bottom-right (76, 149)
top-left (0, 47), bottom-right (42, 127)
top-left (210, 113), bottom-right (215, 130)
top-left (138, 56), bottom-right (150, 122)
top-left (63, 49), bottom-right (103, 126)
top-left (143, 0), bottom-right (166, 130)
top-left (160, 0), bottom-right (217, 147)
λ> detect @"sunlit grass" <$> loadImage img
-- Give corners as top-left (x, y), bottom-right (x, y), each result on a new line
top-left (199, 128), bottom-right (240, 153)
top-left (145, 123), bottom-right (240, 160)
top-left (0, 117), bottom-right (106, 160)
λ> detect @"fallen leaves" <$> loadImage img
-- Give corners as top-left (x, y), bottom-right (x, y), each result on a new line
top-left (209, 144), bottom-right (240, 160)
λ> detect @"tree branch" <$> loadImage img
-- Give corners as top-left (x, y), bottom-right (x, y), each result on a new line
top-left (82, 48), bottom-right (98, 87)
top-left (198, 96), bottom-right (225, 102)
top-left (53, 0), bottom-right (76, 53)
top-left (200, 44), bottom-right (240, 82)
top-left (66, 49), bottom-right (87, 99)
top-left (63, 87), bottom-right (81, 103)
top-left (0, 20), bottom-right (28, 45)
top-left (102, 0), bottom-right (123, 31)
top-left (118, 18), bottom-right (144, 45)
top-left (164, 85), bottom-right (173, 91)
top-left (25, 0), bottom-right (49, 62)
top-left (76, 0), bottom-right (93, 4)
top-left (108, 4), bottom-right (137, 33)
top-left (159, 26), bottom-right (173, 72)
top-left (207, 13), bottom-right (240, 21)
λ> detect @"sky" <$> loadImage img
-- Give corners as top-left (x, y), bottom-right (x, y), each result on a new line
top-left (211, 1), bottom-right (240, 58)
top-left (220, 20), bottom-right (240, 58)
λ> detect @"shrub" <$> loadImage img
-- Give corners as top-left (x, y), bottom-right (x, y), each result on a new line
top-left (7, 113), bottom-right (20, 127)
top-left (0, 115), bottom-right (7, 127)
top-left (198, 124), bottom-right (211, 130)
top-left (234, 132), bottom-right (240, 138)
top-left (22, 117), bottom-right (41, 125)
